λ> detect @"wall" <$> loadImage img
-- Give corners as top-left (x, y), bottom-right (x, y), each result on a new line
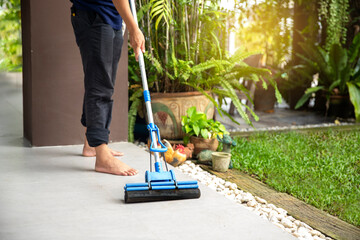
top-left (22, 0), bottom-right (128, 146)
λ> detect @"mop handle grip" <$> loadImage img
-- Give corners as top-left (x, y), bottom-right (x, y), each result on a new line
top-left (148, 123), bottom-right (167, 153)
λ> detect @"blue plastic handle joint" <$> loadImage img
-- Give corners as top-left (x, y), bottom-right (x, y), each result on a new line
top-left (147, 123), bottom-right (168, 153)
top-left (143, 90), bottom-right (151, 102)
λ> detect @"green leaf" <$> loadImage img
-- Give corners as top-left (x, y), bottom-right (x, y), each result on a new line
top-left (304, 86), bottom-right (325, 94)
top-left (295, 93), bottom-right (312, 109)
top-left (348, 33), bottom-right (360, 63)
top-left (193, 124), bottom-right (200, 136)
top-left (296, 85), bottom-right (327, 109)
top-left (201, 129), bottom-right (209, 139)
top-left (181, 116), bottom-right (187, 126)
top-left (219, 78), bottom-right (252, 126)
top-left (329, 44), bottom-right (348, 82)
top-left (267, 76), bottom-right (282, 103)
top-left (154, 13), bottom-right (165, 30)
top-left (347, 82), bottom-right (360, 122)
top-left (187, 106), bottom-right (196, 118)
top-left (184, 125), bottom-right (192, 133)
top-left (183, 135), bottom-right (190, 145)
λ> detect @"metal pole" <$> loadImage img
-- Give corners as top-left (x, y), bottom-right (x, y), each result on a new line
top-left (129, 0), bottom-right (161, 164)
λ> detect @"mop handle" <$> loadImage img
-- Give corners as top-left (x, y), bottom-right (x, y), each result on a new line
top-left (129, 0), bottom-right (167, 156)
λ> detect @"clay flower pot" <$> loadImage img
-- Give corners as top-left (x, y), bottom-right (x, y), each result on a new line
top-left (190, 136), bottom-right (219, 155)
top-left (150, 92), bottom-right (214, 140)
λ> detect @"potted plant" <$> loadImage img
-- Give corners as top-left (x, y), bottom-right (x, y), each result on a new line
top-left (128, 0), bottom-right (281, 141)
top-left (181, 106), bottom-right (228, 155)
top-left (294, 34), bottom-right (360, 121)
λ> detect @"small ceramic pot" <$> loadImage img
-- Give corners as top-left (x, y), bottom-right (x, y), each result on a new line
top-left (212, 152), bottom-right (231, 172)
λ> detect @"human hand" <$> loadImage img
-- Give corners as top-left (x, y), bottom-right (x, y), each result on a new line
top-left (129, 28), bottom-right (145, 61)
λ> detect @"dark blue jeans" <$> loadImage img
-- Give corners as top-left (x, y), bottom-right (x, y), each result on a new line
top-left (71, 7), bottom-right (123, 147)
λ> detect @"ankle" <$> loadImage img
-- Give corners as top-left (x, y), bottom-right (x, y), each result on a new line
top-left (95, 143), bottom-right (112, 158)
top-left (95, 143), bottom-right (108, 151)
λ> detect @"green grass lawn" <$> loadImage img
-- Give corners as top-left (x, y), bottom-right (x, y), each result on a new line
top-left (231, 129), bottom-right (360, 227)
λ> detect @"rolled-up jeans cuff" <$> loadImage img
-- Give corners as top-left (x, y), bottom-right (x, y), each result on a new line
top-left (86, 127), bottom-right (109, 147)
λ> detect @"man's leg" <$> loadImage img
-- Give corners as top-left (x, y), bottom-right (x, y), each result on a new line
top-left (71, 8), bottom-right (137, 176)
top-left (82, 130), bottom-right (124, 157)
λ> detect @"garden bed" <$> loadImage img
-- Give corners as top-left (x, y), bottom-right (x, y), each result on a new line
top-left (231, 129), bottom-right (360, 227)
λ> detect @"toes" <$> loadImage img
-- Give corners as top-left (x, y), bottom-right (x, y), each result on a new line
top-left (125, 169), bottom-right (138, 176)
top-left (130, 169), bottom-right (138, 175)
top-left (119, 171), bottom-right (130, 176)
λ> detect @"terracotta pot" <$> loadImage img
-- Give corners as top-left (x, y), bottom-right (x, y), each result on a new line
top-left (254, 76), bottom-right (277, 112)
top-left (254, 85), bottom-right (276, 112)
top-left (190, 136), bottom-right (219, 156)
top-left (150, 92), bottom-right (214, 140)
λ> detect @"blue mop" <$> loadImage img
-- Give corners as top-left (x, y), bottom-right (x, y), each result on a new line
top-left (124, 0), bottom-right (201, 203)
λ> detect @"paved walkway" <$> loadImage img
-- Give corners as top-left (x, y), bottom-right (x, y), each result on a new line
top-left (217, 102), bottom-right (336, 132)
top-left (0, 78), bottom-right (295, 240)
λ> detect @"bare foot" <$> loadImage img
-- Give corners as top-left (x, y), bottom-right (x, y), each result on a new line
top-left (82, 139), bottom-right (124, 157)
top-left (95, 144), bottom-right (138, 176)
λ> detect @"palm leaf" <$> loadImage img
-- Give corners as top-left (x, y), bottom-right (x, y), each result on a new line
top-left (347, 82), bottom-right (360, 122)
top-left (348, 33), bottom-right (360, 64)
top-left (219, 78), bottom-right (252, 126)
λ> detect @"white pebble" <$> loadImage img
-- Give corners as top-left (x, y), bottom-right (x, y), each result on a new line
top-left (281, 218), bottom-right (294, 228)
top-left (275, 207), bottom-right (288, 216)
top-left (300, 222), bottom-right (313, 230)
top-left (287, 216), bottom-right (295, 222)
top-left (247, 200), bottom-right (257, 208)
top-left (261, 207), bottom-right (271, 214)
top-left (310, 230), bottom-right (322, 237)
top-left (276, 213), bottom-right (284, 221)
top-left (255, 196), bottom-right (267, 204)
top-left (269, 214), bottom-right (279, 223)
top-left (242, 193), bottom-right (254, 203)
top-left (298, 227), bottom-right (311, 237)
top-left (292, 232), bottom-right (301, 238)
top-left (230, 183), bottom-right (237, 190)
top-left (294, 220), bottom-right (301, 226)
top-left (267, 203), bottom-right (276, 210)
top-left (273, 222), bottom-right (285, 230)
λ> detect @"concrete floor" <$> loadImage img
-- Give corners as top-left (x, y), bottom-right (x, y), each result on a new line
top-left (0, 77), bottom-right (295, 240)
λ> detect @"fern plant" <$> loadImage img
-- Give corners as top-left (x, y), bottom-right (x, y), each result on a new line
top-left (146, 48), bottom-right (281, 126)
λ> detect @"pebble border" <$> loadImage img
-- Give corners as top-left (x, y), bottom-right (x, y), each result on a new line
top-left (176, 161), bottom-right (332, 240)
